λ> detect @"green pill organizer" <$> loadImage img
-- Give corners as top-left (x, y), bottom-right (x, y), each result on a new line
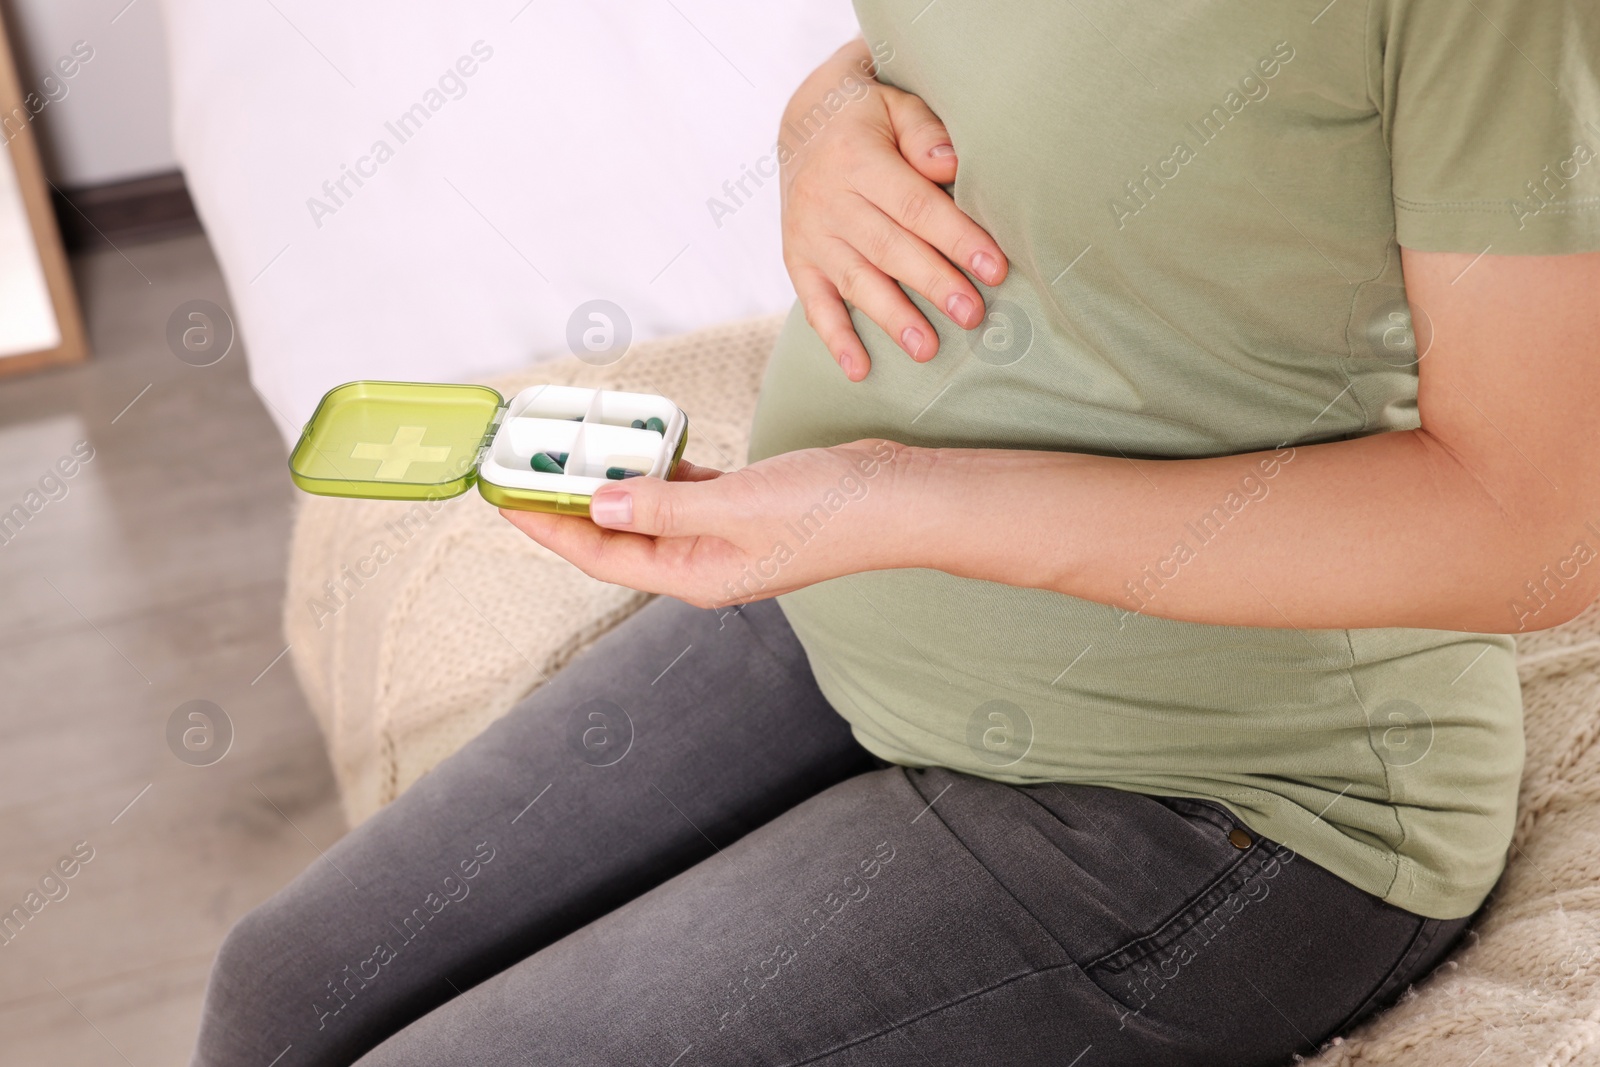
top-left (288, 381), bottom-right (689, 516)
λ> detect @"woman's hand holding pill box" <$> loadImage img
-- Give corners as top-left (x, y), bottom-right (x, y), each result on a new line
top-left (498, 438), bottom-right (907, 610)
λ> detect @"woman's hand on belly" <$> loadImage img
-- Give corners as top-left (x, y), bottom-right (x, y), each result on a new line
top-left (780, 37), bottom-right (1007, 382)
top-left (499, 440), bottom-right (914, 608)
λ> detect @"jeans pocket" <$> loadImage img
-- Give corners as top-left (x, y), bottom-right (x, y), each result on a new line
top-left (1081, 839), bottom-right (1298, 1016)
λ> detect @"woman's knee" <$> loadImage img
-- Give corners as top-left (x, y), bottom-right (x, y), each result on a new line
top-left (207, 891), bottom-right (301, 1003)
top-left (192, 890), bottom-right (319, 1065)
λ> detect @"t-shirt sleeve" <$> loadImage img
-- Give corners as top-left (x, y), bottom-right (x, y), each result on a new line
top-left (1373, 0), bottom-right (1600, 254)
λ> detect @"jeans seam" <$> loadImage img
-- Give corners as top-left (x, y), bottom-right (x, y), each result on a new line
top-left (777, 963), bottom-right (1079, 1067)
top-left (1147, 795), bottom-right (1237, 835)
top-left (1325, 917), bottom-right (1439, 1038)
top-left (903, 772), bottom-right (1073, 962)
top-left (1012, 785), bottom-right (1268, 979)
top-left (894, 772), bottom-right (1159, 1020)
top-left (1019, 786), bottom-right (1202, 917)
top-left (1084, 845), bottom-right (1272, 974)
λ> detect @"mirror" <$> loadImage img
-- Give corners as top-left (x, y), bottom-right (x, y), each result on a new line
top-left (0, 6), bottom-right (87, 376)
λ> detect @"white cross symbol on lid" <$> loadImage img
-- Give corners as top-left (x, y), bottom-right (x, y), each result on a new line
top-left (351, 426), bottom-right (451, 480)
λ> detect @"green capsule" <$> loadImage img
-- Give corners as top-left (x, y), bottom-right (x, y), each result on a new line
top-left (531, 452), bottom-right (563, 474)
top-left (645, 416), bottom-right (665, 434)
top-left (631, 418), bottom-right (645, 429)
top-left (605, 467), bottom-right (643, 480)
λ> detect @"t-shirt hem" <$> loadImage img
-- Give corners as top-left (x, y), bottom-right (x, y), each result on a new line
top-left (1394, 200), bottom-right (1600, 256)
top-left (846, 725), bottom-right (1498, 922)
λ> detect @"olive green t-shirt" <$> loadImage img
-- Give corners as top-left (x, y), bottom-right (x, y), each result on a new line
top-left (748, 0), bottom-right (1600, 919)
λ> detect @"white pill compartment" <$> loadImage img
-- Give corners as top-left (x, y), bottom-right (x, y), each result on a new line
top-left (482, 384), bottom-right (686, 490)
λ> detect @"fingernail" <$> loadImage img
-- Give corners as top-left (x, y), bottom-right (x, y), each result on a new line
top-left (842, 351), bottom-right (866, 380)
top-left (946, 292), bottom-right (977, 328)
top-left (900, 327), bottom-right (925, 359)
top-left (589, 492), bottom-right (632, 526)
top-left (972, 251), bottom-right (1000, 285)
top-left (929, 143), bottom-right (955, 158)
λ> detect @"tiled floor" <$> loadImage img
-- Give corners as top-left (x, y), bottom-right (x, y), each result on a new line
top-left (0, 233), bottom-right (343, 1066)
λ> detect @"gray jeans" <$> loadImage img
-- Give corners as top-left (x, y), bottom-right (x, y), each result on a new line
top-left (191, 598), bottom-right (1471, 1066)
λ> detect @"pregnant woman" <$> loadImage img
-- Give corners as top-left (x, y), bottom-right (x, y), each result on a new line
top-left (192, 2), bottom-right (1600, 1064)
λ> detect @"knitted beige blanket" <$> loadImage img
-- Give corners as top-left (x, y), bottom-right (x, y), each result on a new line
top-left (284, 313), bottom-right (1600, 1065)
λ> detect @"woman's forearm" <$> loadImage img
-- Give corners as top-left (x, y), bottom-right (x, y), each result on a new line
top-left (875, 248), bottom-right (1600, 635)
top-left (889, 428), bottom-right (1595, 634)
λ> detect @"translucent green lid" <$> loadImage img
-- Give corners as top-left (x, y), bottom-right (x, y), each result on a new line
top-left (288, 381), bottom-right (504, 501)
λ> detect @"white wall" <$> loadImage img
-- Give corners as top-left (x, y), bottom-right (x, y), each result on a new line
top-left (4, 0), bottom-right (176, 186)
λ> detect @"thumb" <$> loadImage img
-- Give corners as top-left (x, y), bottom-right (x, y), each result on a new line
top-left (882, 86), bottom-right (957, 185)
top-left (589, 475), bottom-right (718, 536)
